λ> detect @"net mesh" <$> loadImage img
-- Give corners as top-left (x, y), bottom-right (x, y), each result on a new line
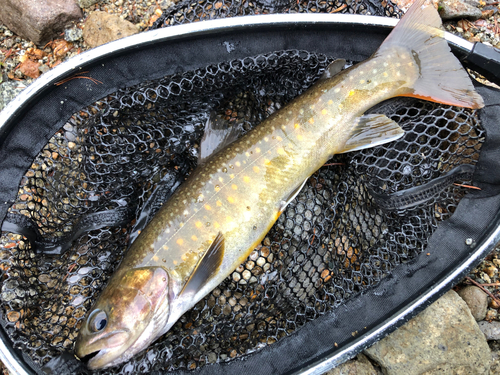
top-left (0, 0), bottom-right (485, 373)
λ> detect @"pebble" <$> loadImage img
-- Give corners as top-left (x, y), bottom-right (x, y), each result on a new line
top-left (457, 285), bottom-right (488, 321)
top-left (364, 291), bottom-right (491, 374)
top-left (83, 11), bottom-right (139, 48)
top-left (438, 0), bottom-right (482, 20)
top-left (64, 27), bottom-right (83, 42)
top-left (78, 0), bottom-right (100, 8)
top-left (478, 320), bottom-right (500, 340)
top-left (0, 81), bottom-right (27, 111)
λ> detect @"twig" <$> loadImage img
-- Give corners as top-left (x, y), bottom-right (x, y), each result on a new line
top-left (324, 162), bottom-right (345, 166)
top-left (330, 3), bottom-right (347, 12)
top-left (466, 276), bottom-right (500, 305)
top-left (55, 71), bottom-right (102, 86)
top-left (454, 183), bottom-right (481, 190)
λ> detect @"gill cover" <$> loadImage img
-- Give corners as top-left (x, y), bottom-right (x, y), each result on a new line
top-left (75, 267), bottom-right (169, 369)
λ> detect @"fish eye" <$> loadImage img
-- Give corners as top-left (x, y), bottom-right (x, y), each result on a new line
top-left (89, 309), bottom-right (107, 332)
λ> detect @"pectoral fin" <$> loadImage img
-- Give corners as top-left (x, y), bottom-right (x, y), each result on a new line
top-left (340, 114), bottom-right (404, 153)
top-left (179, 232), bottom-right (225, 298)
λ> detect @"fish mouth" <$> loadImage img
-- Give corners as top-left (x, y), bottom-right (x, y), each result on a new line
top-left (75, 330), bottom-right (131, 369)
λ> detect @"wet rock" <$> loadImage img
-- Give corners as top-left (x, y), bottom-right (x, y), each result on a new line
top-left (0, 81), bottom-right (27, 112)
top-left (438, 0), bottom-right (482, 20)
top-left (364, 290), bottom-right (490, 374)
top-left (457, 285), bottom-right (488, 321)
top-left (323, 354), bottom-right (379, 375)
top-left (478, 320), bottom-right (500, 340)
top-left (83, 12), bottom-right (139, 48)
top-left (0, 0), bottom-right (83, 45)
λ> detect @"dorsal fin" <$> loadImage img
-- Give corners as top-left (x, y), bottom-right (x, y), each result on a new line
top-left (199, 114), bottom-right (240, 164)
top-left (179, 232), bottom-right (225, 298)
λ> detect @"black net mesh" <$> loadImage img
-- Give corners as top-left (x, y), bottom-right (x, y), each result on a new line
top-left (0, 0), bottom-right (486, 373)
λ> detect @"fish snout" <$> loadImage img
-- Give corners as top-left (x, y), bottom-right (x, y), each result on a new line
top-left (75, 330), bottom-right (130, 370)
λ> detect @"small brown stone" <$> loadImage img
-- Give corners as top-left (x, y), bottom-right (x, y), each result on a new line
top-left (83, 12), bottom-right (139, 48)
top-left (0, 0), bottom-right (82, 45)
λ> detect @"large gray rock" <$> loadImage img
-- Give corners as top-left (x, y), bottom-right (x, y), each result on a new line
top-left (0, 0), bottom-right (83, 45)
top-left (323, 354), bottom-right (379, 375)
top-left (457, 285), bottom-right (488, 321)
top-left (364, 290), bottom-right (490, 374)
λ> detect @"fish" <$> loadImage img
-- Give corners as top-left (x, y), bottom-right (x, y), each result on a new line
top-left (74, 0), bottom-right (484, 369)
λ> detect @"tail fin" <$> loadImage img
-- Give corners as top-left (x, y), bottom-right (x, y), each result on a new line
top-left (377, 0), bottom-right (484, 109)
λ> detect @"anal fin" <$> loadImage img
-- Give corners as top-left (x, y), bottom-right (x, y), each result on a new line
top-left (318, 59), bottom-right (347, 81)
top-left (179, 232), bottom-right (225, 298)
top-left (340, 114), bottom-right (404, 153)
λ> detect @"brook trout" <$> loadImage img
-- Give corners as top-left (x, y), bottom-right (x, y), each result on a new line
top-left (75, 0), bottom-right (484, 369)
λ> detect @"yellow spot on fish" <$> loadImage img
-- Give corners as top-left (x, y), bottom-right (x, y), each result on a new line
top-left (348, 90), bottom-right (355, 96)
top-left (218, 177), bottom-right (224, 183)
top-left (216, 200), bottom-right (222, 206)
top-left (181, 254), bottom-right (187, 261)
top-left (383, 72), bottom-right (388, 77)
top-left (215, 185), bottom-right (220, 192)
top-left (191, 235), bottom-right (198, 241)
top-left (309, 104), bottom-right (315, 110)
top-left (245, 152), bottom-right (250, 157)
top-left (264, 159), bottom-right (271, 165)
top-left (232, 184), bottom-right (238, 190)
top-left (294, 123), bottom-right (300, 129)
top-left (276, 136), bottom-right (282, 141)
top-left (321, 109), bottom-right (328, 115)
top-left (359, 79), bottom-right (365, 84)
top-left (226, 215), bottom-right (232, 222)
top-left (177, 238), bottom-right (184, 246)
top-left (299, 109), bottom-right (304, 114)
top-left (228, 196), bottom-right (235, 204)
top-left (195, 221), bottom-right (203, 228)
top-left (173, 260), bottom-right (178, 265)
top-left (253, 166), bottom-right (260, 173)
top-left (328, 100), bottom-right (333, 105)
top-left (277, 148), bottom-right (285, 156)
top-left (334, 88), bottom-right (340, 93)
top-left (408, 62), bottom-right (413, 66)
top-left (308, 118), bottom-right (314, 124)
top-left (338, 104), bottom-right (343, 109)
top-left (264, 137), bottom-right (269, 142)
top-left (229, 174), bottom-right (235, 178)
top-left (235, 161), bottom-right (241, 167)
top-left (281, 125), bottom-right (286, 130)
top-left (243, 176), bottom-right (251, 183)
top-left (204, 204), bottom-right (211, 210)
top-left (162, 245), bottom-right (169, 251)
top-left (256, 147), bottom-right (261, 153)
top-left (297, 134), bottom-right (304, 141)
top-left (153, 255), bottom-right (159, 262)
top-left (396, 62), bottom-right (401, 67)
top-left (214, 222), bottom-right (220, 229)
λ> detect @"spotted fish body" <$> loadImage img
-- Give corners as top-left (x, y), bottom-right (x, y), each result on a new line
top-left (75, 0), bottom-right (484, 369)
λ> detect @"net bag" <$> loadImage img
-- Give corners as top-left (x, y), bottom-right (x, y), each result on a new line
top-left (0, 1), bottom-right (499, 374)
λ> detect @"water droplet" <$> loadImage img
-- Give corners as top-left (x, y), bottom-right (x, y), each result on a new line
top-left (229, 165), bottom-right (234, 169)
top-left (162, 259), bottom-right (166, 263)
top-left (247, 206), bottom-right (251, 210)
top-left (206, 222), bottom-right (211, 227)
top-left (253, 225), bottom-right (257, 230)
top-left (222, 167), bottom-right (227, 173)
top-left (197, 195), bottom-right (204, 203)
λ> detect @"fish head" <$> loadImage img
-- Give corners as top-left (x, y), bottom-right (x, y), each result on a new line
top-left (75, 266), bottom-right (170, 369)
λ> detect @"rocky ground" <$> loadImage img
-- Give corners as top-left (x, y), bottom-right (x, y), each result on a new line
top-left (1, 0), bottom-right (500, 374)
